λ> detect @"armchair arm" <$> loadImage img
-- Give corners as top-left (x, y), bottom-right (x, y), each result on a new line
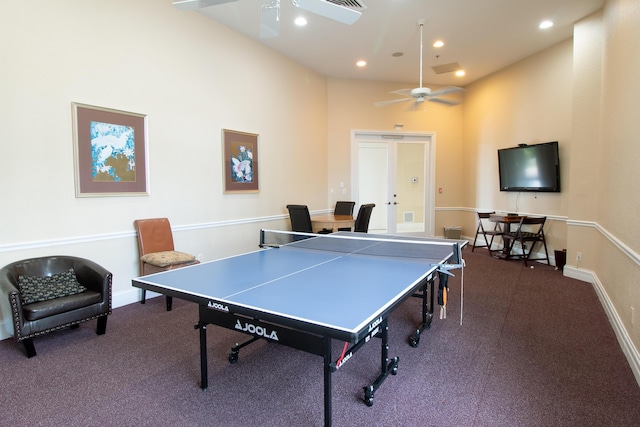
top-left (0, 266), bottom-right (24, 337)
top-left (70, 257), bottom-right (112, 296)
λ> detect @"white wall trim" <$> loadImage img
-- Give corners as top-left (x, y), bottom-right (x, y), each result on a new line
top-left (0, 214), bottom-right (291, 254)
top-left (567, 219), bottom-right (640, 267)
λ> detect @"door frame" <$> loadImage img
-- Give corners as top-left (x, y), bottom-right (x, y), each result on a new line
top-left (350, 130), bottom-right (436, 236)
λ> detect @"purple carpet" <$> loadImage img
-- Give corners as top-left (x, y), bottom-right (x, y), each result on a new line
top-left (1, 248), bottom-right (639, 426)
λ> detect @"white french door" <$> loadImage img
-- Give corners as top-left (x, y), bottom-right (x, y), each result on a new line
top-left (351, 131), bottom-right (435, 235)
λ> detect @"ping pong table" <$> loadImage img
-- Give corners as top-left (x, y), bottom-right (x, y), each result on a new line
top-left (132, 229), bottom-right (465, 427)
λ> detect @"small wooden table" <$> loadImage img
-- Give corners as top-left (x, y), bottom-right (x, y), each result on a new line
top-left (311, 214), bottom-right (355, 233)
top-left (489, 214), bottom-right (524, 259)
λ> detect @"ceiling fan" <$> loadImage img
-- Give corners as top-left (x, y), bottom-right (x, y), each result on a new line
top-left (375, 19), bottom-right (464, 108)
top-left (172, 0), bottom-right (362, 38)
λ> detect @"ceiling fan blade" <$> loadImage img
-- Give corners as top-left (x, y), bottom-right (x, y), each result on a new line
top-left (293, 0), bottom-right (362, 25)
top-left (374, 98), bottom-right (412, 107)
top-left (172, 0), bottom-right (238, 10)
top-left (429, 86), bottom-right (465, 97)
top-left (428, 97), bottom-right (462, 106)
top-left (260, 1), bottom-right (280, 38)
top-left (389, 88), bottom-right (412, 96)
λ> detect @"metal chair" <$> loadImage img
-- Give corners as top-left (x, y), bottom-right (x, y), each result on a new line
top-left (501, 216), bottom-right (550, 266)
top-left (353, 203), bottom-right (375, 233)
top-left (134, 218), bottom-right (199, 311)
top-left (472, 211), bottom-right (503, 254)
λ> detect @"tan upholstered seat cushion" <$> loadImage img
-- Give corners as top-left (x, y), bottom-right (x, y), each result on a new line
top-left (140, 251), bottom-right (196, 268)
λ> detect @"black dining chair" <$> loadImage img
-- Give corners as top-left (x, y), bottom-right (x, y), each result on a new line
top-left (353, 204), bottom-right (375, 233)
top-left (334, 201), bottom-right (355, 216)
top-left (334, 201), bottom-right (356, 231)
top-left (286, 205), bottom-right (314, 233)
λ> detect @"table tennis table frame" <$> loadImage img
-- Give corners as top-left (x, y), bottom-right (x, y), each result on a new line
top-left (191, 270), bottom-right (443, 427)
top-left (133, 237), bottom-right (459, 427)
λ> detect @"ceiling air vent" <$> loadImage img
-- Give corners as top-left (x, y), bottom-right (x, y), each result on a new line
top-left (326, 0), bottom-right (367, 11)
top-left (431, 62), bottom-right (461, 74)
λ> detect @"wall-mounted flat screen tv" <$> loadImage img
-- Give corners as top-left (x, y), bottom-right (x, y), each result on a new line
top-left (498, 141), bottom-right (560, 192)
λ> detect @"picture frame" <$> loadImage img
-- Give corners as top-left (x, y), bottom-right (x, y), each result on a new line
top-left (72, 102), bottom-right (149, 197)
top-left (223, 129), bottom-right (259, 193)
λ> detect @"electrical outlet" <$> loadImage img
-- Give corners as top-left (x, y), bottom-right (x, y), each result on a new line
top-left (576, 252), bottom-right (582, 262)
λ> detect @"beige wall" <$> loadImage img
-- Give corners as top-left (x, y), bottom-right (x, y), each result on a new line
top-left (0, 0), bottom-right (329, 316)
top-left (326, 79), bottom-right (465, 234)
top-left (462, 39), bottom-right (574, 255)
top-left (568, 1), bottom-right (640, 364)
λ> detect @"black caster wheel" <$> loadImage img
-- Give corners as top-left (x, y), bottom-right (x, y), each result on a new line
top-left (228, 352), bottom-right (239, 364)
top-left (408, 335), bottom-right (420, 347)
top-left (363, 385), bottom-right (374, 407)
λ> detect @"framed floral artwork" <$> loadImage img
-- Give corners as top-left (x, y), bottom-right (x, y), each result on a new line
top-left (223, 129), bottom-right (259, 193)
top-left (72, 102), bottom-right (149, 197)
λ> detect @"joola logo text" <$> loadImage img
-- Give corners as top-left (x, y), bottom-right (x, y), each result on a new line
top-left (207, 301), bottom-right (229, 312)
top-left (336, 352), bottom-right (353, 369)
top-left (368, 317), bottom-right (383, 332)
top-left (235, 320), bottom-right (279, 341)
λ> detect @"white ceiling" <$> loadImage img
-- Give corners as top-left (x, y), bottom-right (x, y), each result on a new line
top-left (187, 0), bottom-right (604, 87)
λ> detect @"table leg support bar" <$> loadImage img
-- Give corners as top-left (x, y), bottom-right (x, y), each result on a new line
top-left (408, 277), bottom-right (435, 347)
top-left (363, 321), bottom-right (398, 407)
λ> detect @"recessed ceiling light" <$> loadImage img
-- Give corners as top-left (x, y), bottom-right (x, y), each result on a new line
top-left (356, 60), bottom-right (367, 67)
top-left (539, 20), bottom-right (553, 29)
top-left (455, 70), bottom-right (465, 77)
top-left (295, 16), bottom-right (307, 26)
top-left (433, 40), bottom-right (444, 48)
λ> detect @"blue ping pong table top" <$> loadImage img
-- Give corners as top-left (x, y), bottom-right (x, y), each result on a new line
top-left (133, 234), bottom-right (460, 341)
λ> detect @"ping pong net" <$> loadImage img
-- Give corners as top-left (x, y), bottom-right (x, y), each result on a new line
top-left (260, 229), bottom-right (463, 265)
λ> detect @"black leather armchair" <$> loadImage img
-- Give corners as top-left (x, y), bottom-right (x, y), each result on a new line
top-left (0, 256), bottom-right (112, 358)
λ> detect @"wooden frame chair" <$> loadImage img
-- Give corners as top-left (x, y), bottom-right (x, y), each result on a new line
top-left (501, 216), bottom-right (550, 266)
top-left (472, 211), bottom-right (503, 254)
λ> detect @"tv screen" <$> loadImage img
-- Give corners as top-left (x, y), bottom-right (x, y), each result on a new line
top-left (498, 141), bottom-right (560, 192)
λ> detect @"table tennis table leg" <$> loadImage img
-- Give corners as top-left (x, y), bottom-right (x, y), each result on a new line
top-left (323, 337), bottom-right (333, 427)
top-left (408, 277), bottom-right (435, 347)
top-left (197, 321), bottom-right (208, 390)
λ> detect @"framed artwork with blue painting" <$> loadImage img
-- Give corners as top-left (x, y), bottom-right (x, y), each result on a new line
top-left (72, 103), bottom-right (148, 197)
top-left (223, 129), bottom-right (259, 194)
